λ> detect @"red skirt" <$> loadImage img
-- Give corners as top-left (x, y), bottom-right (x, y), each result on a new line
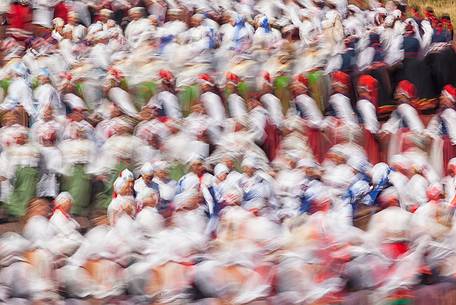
top-left (262, 120), bottom-right (282, 161)
top-left (442, 136), bottom-right (456, 176)
top-left (306, 127), bottom-right (324, 163)
top-left (363, 129), bottom-right (380, 165)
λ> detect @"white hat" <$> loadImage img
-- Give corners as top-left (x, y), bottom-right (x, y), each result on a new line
top-left (108, 87), bottom-right (139, 118)
top-left (297, 159), bottom-right (318, 169)
top-left (371, 162), bottom-right (390, 185)
top-left (241, 157), bottom-right (257, 168)
top-left (52, 17), bottom-right (64, 27)
top-left (349, 180), bottom-right (370, 199)
top-left (68, 11), bottom-right (79, 18)
top-left (154, 161), bottom-right (168, 171)
top-left (99, 9), bottom-right (113, 17)
top-left (113, 176), bottom-right (129, 193)
top-left (63, 93), bottom-right (87, 111)
top-left (214, 163), bottom-right (229, 177)
top-left (140, 162), bottom-right (155, 176)
top-left (129, 7), bottom-right (144, 14)
top-left (120, 169), bottom-right (134, 181)
top-left (55, 192), bottom-right (73, 206)
top-left (63, 24), bottom-right (74, 34)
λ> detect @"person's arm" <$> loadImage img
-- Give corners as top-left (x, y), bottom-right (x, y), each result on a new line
top-left (424, 115), bottom-right (440, 139)
top-left (381, 111), bottom-right (401, 134)
top-left (402, 105), bottom-right (424, 132)
top-left (357, 99), bottom-right (379, 134)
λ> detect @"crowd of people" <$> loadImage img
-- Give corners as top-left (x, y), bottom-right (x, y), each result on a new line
top-left (0, 0), bottom-right (456, 304)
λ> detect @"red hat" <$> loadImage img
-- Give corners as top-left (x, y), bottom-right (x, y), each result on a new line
top-left (198, 73), bottom-right (214, 86)
top-left (442, 84), bottom-right (456, 103)
top-left (396, 80), bottom-right (416, 99)
top-left (262, 71), bottom-right (272, 86)
top-left (357, 75), bottom-right (378, 104)
top-left (357, 75), bottom-right (377, 92)
top-left (60, 71), bottom-right (73, 81)
top-left (294, 73), bottom-right (309, 88)
top-left (159, 69), bottom-right (174, 82)
top-left (226, 72), bottom-right (240, 85)
top-left (107, 67), bottom-right (123, 81)
top-left (331, 71), bottom-right (350, 88)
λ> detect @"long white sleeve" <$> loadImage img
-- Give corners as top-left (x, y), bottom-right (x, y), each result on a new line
top-left (357, 99), bottom-right (379, 133)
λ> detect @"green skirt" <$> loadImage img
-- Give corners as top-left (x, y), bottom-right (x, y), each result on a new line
top-left (61, 164), bottom-right (92, 216)
top-left (94, 162), bottom-right (130, 211)
top-left (178, 85), bottom-right (199, 116)
top-left (274, 76), bottom-right (291, 113)
top-left (7, 166), bottom-right (39, 217)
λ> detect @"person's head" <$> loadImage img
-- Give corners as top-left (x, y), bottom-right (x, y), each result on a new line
top-left (260, 72), bottom-right (273, 94)
top-left (62, 24), bottom-right (74, 39)
top-left (225, 72), bottom-right (240, 93)
top-left (390, 154), bottom-right (411, 176)
top-left (2, 110), bottom-right (18, 126)
top-left (140, 162), bottom-right (155, 183)
top-left (440, 84), bottom-right (456, 109)
top-left (222, 155), bottom-right (235, 171)
top-left (378, 187), bottom-right (400, 208)
top-left (214, 163), bottom-right (229, 182)
top-left (190, 158), bottom-right (205, 176)
top-left (426, 183), bottom-right (443, 201)
top-left (114, 176), bottom-right (133, 196)
top-left (148, 15), bottom-right (159, 27)
top-left (120, 168), bottom-right (135, 189)
top-left (190, 14), bottom-right (204, 27)
top-left (137, 189), bottom-right (158, 208)
top-left (394, 80), bottom-right (416, 104)
top-left (52, 17), bottom-right (64, 32)
top-left (241, 158), bottom-right (257, 176)
top-left (291, 74), bottom-right (309, 97)
top-left (357, 74), bottom-right (378, 103)
top-left (129, 7), bottom-right (144, 21)
top-left (54, 192), bottom-right (73, 214)
top-left (159, 69), bottom-right (175, 92)
top-left (139, 106), bottom-right (156, 121)
top-left (109, 103), bottom-right (122, 118)
top-left (191, 103), bottom-right (205, 114)
top-left (37, 68), bottom-right (51, 85)
top-left (331, 71), bottom-right (350, 96)
top-left (246, 96), bottom-right (261, 111)
top-left (68, 109), bottom-right (86, 122)
top-left (69, 124), bottom-right (86, 140)
top-left (166, 8), bottom-right (182, 22)
top-left (39, 128), bottom-right (57, 147)
top-left (198, 74), bottom-right (215, 93)
top-left (14, 128), bottom-right (29, 145)
top-left (98, 9), bottom-right (112, 23)
top-left (448, 158), bottom-right (456, 176)
top-left (67, 11), bottom-right (79, 25)
top-left (154, 161), bottom-right (169, 180)
top-left (325, 149), bottom-right (346, 165)
top-left (42, 104), bottom-right (54, 121)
